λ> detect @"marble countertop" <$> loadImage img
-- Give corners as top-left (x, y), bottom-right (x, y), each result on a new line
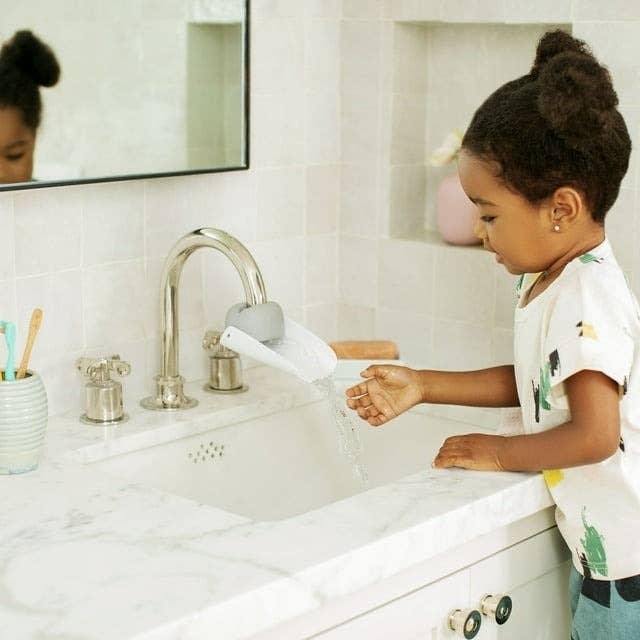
top-left (1, 367), bottom-right (554, 640)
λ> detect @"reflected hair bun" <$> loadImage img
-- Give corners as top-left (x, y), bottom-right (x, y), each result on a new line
top-left (1, 30), bottom-right (60, 87)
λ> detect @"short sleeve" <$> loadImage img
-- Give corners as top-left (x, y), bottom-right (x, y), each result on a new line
top-left (543, 268), bottom-right (634, 392)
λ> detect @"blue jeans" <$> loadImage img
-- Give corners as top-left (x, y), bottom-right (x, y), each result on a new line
top-left (569, 565), bottom-right (640, 639)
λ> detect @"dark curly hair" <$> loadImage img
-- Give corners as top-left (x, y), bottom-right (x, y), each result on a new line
top-left (0, 30), bottom-right (60, 131)
top-left (461, 30), bottom-right (631, 223)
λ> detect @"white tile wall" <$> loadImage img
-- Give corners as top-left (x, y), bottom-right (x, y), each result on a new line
top-left (82, 183), bottom-right (145, 267)
top-left (431, 318), bottom-right (493, 370)
top-left (4, 1), bottom-right (640, 418)
top-left (338, 303), bottom-right (376, 339)
top-left (256, 168), bottom-right (305, 240)
top-left (503, 0), bottom-right (572, 23)
top-left (376, 308), bottom-right (432, 365)
top-left (338, 235), bottom-right (378, 310)
top-left (305, 235), bottom-right (338, 305)
top-left (572, 0), bottom-right (640, 21)
top-left (0, 196), bottom-right (14, 281)
top-left (14, 188), bottom-right (83, 276)
top-left (340, 164), bottom-right (381, 237)
top-left (306, 165), bottom-right (340, 235)
top-left (378, 239), bottom-right (435, 315)
top-left (433, 247), bottom-right (495, 325)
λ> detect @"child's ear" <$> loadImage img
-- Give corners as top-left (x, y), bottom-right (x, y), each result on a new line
top-left (549, 187), bottom-right (584, 228)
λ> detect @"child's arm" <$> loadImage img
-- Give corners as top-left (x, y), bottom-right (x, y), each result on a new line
top-left (433, 370), bottom-right (621, 471)
top-left (346, 364), bottom-right (519, 426)
top-left (420, 365), bottom-right (520, 408)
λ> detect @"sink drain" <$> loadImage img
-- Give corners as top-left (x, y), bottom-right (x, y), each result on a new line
top-left (187, 441), bottom-right (225, 463)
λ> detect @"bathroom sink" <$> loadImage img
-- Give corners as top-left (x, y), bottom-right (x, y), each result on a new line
top-left (92, 398), bottom-right (483, 521)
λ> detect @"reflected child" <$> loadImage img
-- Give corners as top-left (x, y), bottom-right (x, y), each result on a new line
top-left (0, 30), bottom-right (60, 184)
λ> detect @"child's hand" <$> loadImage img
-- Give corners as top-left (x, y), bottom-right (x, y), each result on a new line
top-left (433, 433), bottom-right (505, 471)
top-left (345, 365), bottom-right (424, 426)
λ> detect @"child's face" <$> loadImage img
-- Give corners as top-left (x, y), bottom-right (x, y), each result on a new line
top-left (0, 107), bottom-right (35, 184)
top-left (457, 150), bottom-right (559, 275)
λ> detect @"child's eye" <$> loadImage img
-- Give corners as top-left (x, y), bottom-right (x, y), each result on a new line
top-left (5, 154), bottom-right (25, 162)
top-left (480, 215), bottom-right (495, 223)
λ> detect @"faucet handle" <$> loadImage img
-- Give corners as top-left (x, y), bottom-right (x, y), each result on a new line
top-left (75, 355), bottom-right (130, 425)
top-left (203, 330), bottom-right (238, 358)
top-left (76, 354), bottom-right (131, 383)
top-left (202, 330), bottom-right (246, 393)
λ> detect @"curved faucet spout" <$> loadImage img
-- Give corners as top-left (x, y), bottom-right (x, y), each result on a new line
top-left (142, 228), bottom-right (269, 411)
top-left (161, 228), bottom-right (267, 378)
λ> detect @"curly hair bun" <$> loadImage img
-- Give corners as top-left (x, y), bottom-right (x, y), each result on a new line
top-left (1, 30), bottom-right (60, 87)
top-left (532, 31), bottom-right (618, 145)
top-left (530, 30), bottom-right (592, 77)
top-left (537, 51), bottom-right (618, 144)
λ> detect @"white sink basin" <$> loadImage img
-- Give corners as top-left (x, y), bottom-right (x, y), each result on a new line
top-left (92, 398), bottom-right (482, 521)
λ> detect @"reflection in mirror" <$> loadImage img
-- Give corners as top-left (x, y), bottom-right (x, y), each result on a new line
top-left (0, 0), bottom-right (248, 190)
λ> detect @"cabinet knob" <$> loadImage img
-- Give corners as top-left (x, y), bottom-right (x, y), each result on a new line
top-left (480, 593), bottom-right (513, 625)
top-left (448, 608), bottom-right (482, 638)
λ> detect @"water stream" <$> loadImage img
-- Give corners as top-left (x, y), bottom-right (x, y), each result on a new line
top-left (314, 376), bottom-right (369, 486)
top-left (263, 336), bottom-right (369, 486)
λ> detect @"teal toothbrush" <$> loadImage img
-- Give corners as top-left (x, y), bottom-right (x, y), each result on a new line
top-left (0, 321), bottom-right (16, 381)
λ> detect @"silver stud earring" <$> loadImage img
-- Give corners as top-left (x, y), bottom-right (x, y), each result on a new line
top-left (553, 224), bottom-right (560, 232)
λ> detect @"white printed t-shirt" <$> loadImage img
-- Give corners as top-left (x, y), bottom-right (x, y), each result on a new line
top-left (514, 238), bottom-right (640, 581)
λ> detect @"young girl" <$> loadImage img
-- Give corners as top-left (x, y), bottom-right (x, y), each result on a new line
top-left (346, 30), bottom-right (640, 638)
top-left (0, 30), bottom-right (60, 184)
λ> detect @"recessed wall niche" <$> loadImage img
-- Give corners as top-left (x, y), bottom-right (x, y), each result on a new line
top-left (388, 21), bottom-right (571, 241)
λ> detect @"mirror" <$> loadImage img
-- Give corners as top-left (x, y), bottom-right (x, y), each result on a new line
top-left (0, 0), bottom-right (249, 190)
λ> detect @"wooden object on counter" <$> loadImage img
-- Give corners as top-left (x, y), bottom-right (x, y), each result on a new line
top-left (329, 340), bottom-right (399, 360)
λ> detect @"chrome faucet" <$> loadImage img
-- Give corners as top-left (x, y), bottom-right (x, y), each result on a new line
top-left (141, 228), bottom-right (282, 411)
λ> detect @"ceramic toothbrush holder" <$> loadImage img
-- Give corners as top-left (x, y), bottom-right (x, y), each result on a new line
top-left (0, 370), bottom-right (48, 474)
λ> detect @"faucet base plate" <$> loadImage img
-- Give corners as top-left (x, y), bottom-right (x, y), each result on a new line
top-left (80, 413), bottom-right (129, 425)
top-left (202, 383), bottom-right (249, 394)
top-left (141, 374), bottom-right (198, 411)
top-left (140, 395), bottom-right (198, 411)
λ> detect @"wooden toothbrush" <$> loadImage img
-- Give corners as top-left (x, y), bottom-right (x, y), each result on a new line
top-left (16, 308), bottom-right (43, 379)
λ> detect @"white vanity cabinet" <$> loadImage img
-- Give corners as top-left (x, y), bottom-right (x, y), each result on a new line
top-left (468, 526), bottom-right (571, 639)
top-left (310, 516), bottom-right (571, 640)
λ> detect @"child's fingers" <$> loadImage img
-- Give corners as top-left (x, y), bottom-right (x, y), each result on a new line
top-left (347, 394), bottom-right (372, 409)
top-left (345, 382), bottom-right (369, 398)
top-left (357, 404), bottom-right (379, 419)
top-left (367, 414), bottom-right (386, 426)
top-left (356, 395), bottom-right (396, 425)
top-left (433, 436), bottom-right (467, 468)
top-left (433, 447), bottom-right (458, 468)
top-left (360, 365), bottom-right (386, 379)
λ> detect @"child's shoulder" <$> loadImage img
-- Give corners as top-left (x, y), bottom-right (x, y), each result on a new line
top-left (566, 249), bottom-right (640, 322)
top-left (572, 247), bottom-right (629, 292)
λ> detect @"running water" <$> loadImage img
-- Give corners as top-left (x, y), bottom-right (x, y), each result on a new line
top-left (261, 336), bottom-right (368, 485)
top-left (314, 376), bottom-right (369, 486)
